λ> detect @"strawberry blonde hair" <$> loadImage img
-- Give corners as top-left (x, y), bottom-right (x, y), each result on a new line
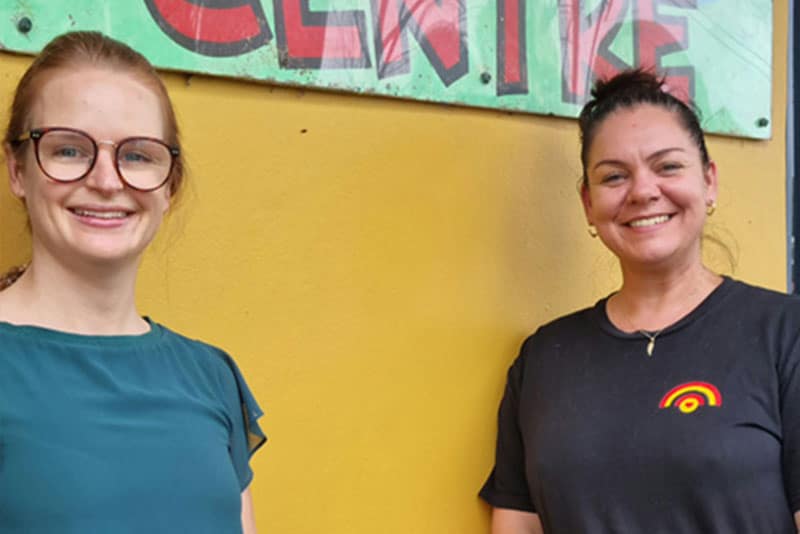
top-left (1, 31), bottom-right (185, 289)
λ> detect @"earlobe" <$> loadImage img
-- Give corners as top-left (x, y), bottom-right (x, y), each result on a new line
top-left (580, 182), bottom-right (593, 223)
top-left (704, 160), bottom-right (719, 200)
top-left (4, 144), bottom-right (26, 199)
top-left (161, 187), bottom-right (171, 215)
top-left (702, 161), bottom-right (719, 212)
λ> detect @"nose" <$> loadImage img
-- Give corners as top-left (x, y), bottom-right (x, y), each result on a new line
top-left (626, 168), bottom-right (660, 204)
top-left (84, 144), bottom-right (125, 193)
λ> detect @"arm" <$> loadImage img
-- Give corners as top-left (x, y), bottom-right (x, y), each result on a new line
top-left (794, 510), bottom-right (800, 533)
top-left (492, 508), bottom-right (543, 534)
top-left (242, 486), bottom-right (257, 534)
top-left (481, 343), bottom-right (539, 530)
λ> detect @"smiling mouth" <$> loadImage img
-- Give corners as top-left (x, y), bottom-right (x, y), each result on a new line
top-left (69, 208), bottom-right (132, 220)
top-left (627, 214), bottom-right (671, 228)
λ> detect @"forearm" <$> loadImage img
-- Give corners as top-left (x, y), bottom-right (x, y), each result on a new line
top-left (242, 487), bottom-right (257, 534)
top-left (491, 508), bottom-right (543, 534)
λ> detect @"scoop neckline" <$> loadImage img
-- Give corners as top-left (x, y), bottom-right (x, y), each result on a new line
top-left (592, 276), bottom-right (736, 340)
top-left (0, 316), bottom-right (163, 348)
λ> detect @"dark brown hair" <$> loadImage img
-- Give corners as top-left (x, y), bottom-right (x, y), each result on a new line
top-left (1, 31), bottom-right (185, 289)
top-left (578, 69), bottom-right (710, 187)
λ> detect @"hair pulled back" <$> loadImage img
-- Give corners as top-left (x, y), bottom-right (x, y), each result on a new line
top-left (1, 31), bottom-right (184, 290)
top-left (4, 31), bottom-right (184, 195)
top-left (578, 69), bottom-right (709, 186)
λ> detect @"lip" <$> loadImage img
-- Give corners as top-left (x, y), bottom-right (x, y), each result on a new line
top-left (67, 204), bottom-right (136, 228)
top-left (622, 213), bottom-right (674, 229)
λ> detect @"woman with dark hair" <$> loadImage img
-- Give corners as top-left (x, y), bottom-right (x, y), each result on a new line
top-left (0, 31), bottom-right (264, 533)
top-left (479, 70), bottom-right (800, 533)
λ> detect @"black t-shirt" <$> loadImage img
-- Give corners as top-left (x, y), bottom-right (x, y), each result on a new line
top-left (480, 278), bottom-right (800, 533)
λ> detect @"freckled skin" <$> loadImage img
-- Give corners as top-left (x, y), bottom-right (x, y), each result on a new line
top-left (7, 67), bottom-right (171, 270)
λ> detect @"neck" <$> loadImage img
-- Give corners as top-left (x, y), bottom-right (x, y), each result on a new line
top-left (0, 248), bottom-right (147, 335)
top-left (608, 258), bottom-right (722, 333)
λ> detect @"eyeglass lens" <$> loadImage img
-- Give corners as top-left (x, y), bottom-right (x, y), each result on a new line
top-left (36, 129), bottom-right (172, 190)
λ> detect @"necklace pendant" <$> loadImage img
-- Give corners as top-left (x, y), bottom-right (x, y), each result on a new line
top-left (646, 338), bottom-right (655, 356)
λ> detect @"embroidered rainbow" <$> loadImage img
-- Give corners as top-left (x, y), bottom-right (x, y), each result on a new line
top-left (658, 381), bottom-right (722, 414)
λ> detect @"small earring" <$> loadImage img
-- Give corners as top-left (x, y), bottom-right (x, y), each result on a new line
top-left (706, 201), bottom-right (716, 216)
top-left (587, 224), bottom-right (598, 238)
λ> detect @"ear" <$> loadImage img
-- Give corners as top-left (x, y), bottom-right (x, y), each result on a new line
top-left (703, 160), bottom-right (718, 205)
top-left (580, 181), bottom-right (594, 225)
top-left (4, 143), bottom-right (26, 199)
top-left (161, 186), bottom-right (171, 215)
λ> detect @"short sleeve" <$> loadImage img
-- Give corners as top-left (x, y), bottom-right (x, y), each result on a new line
top-left (479, 338), bottom-right (536, 512)
top-left (779, 313), bottom-right (800, 512)
top-left (218, 352), bottom-right (267, 491)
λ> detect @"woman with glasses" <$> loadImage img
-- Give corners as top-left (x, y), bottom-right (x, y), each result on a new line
top-left (0, 32), bottom-right (264, 533)
top-left (480, 70), bottom-right (800, 533)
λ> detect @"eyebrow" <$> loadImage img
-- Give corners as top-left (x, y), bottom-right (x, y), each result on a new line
top-left (591, 147), bottom-right (687, 171)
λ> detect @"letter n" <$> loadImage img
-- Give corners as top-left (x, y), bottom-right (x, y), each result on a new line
top-left (372, 0), bottom-right (468, 87)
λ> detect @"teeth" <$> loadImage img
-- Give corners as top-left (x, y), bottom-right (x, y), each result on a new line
top-left (72, 209), bottom-right (129, 219)
top-left (629, 215), bottom-right (669, 228)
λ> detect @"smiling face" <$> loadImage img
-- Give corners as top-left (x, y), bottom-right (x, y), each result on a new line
top-left (4, 66), bottom-right (171, 270)
top-left (581, 104), bottom-right (717, 272)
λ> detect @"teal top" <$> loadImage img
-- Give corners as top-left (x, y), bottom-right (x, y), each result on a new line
top-left (0, 319), bottom-right (265, 534)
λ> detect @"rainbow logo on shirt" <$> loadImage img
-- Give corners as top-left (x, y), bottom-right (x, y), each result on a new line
top-left (658, 381), bottom-right (722, 414)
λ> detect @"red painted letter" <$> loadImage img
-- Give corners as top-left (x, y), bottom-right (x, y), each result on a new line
top-left (497, 0), bottom-right (527, 95)
top-left (633, 0), bottom-right (696, 101)
top-left (273, 0), bottom-right (371, 69)
top-left (145, 0), bottom-right (272, 57)
top-left (558, 0), bottom-right (696, 104)
top-left (372, 0), bottom-right (467, 87)
top-left (558, 0), bottom-right (630, 103)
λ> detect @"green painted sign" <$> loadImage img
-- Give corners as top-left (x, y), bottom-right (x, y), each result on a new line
top-left (0, 1), bottom-right (772, 139)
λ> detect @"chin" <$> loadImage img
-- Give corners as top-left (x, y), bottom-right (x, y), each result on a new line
top-left (71, 241), bottom-right (148, 266)
top-left (616, 243), bottom-right (682, 267)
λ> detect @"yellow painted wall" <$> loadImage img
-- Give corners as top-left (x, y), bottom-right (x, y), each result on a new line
top-left (0, 2), bottom-right (788, 531)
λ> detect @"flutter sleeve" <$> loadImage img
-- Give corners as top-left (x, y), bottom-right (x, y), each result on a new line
top-left (218, 351), bottom-right (267, 490)
top-left (479, 337), bottom-right (536, 512)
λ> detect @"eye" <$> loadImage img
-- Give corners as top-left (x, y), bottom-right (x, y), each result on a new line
top-left (120, 151), bottom-right (153, 164)
top-left (118, 139), bottom-right (169, 167)
top-left (39, 131), bottom-right (94, 162)
top-left (50, 145), bottom-right (91, 160)
top-left (658, 161), bottom-right (684, 174)
top-left (601, 172), bottom-right (625, 184)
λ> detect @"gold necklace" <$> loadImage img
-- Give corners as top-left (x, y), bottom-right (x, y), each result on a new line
top-left (638, 329), bottom-right (664, 357)
top-left (610, 295), bottom-right (673, 356)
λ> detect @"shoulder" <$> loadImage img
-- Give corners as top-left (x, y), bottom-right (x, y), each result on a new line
top-left (707, 279), bottom-right (800, 370)
top-left (150, 321), bottom-right (242, 383)
top-left (721, 278), bottom-right (800, 321)
top-left (521, 304), bottom-right (599, 351)
top-left (154, 322), bottom-right (227, 356)
top-left (511, 303), bottom-right (600, 375)
top-left (152, 322), bottom-right (265, 449)
top-left (724, 277), bottom-right (799, 302)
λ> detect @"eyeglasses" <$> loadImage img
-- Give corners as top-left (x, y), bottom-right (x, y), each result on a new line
top-left (12, 127), bottom-right (180, 192)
